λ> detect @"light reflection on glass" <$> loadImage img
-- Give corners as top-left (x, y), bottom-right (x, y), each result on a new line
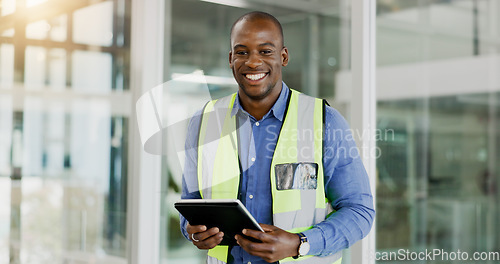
top-left (24, 46), bottom-right (47, 91)
top-left (26, 0), bottom-right (48, 8)
top-left (73, 1), bottom-right (114, 47)
top-left (0, 44), bottom-right (14, 89)
top-left (1, 0), bottom-right (16, 16)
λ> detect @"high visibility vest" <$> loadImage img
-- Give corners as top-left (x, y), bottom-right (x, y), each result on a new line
top-left (197, 89), bottom-right (342, 264)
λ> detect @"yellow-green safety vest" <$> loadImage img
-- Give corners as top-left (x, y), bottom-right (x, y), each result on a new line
top-left (197, 89), bottom-right (342, 264)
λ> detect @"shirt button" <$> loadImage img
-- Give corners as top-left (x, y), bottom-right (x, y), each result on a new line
top-left (251, 157), bottom-right (255, 162)
top-left (255, 122), bottom-right (260, 126)
top-left (249, 194), bottom-right (254, 199)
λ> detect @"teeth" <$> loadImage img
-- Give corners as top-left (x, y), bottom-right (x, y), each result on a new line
top-left (246, 73), bottom-right (266, 81)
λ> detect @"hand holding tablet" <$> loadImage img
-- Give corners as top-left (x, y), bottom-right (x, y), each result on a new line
top-left (175, 199), bottom-right (264, 245)
top-left (186, 223), bottom-right (224, 249)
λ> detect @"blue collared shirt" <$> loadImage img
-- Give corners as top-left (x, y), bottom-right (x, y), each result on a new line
top-left (181, 82), bottom-right (375, 264)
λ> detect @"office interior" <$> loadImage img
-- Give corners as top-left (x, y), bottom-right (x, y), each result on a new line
top-left (0, 0), bottom-right (499, 263)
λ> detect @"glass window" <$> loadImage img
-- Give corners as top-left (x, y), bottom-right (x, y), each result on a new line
top-left (0, 44), bottom-right (14, 89)
top-left (26, 20), bottom-right (51, 40)
top-left (25, 15), bottom-right (67, 42)
top-left (73, 2), bottom-right (114, 47)
top-left (0, 0), bottom-right (131, 263)
top-left (26, 0), bottom-right (48, 8)
top-left (376, 0), bottom-right (500, 262)
top-left (72, 50), bottom-right (113, 93)
top-left (1, 0), bottom-right (16, 16)
top-left (24, 46), bottom-right (47, 90)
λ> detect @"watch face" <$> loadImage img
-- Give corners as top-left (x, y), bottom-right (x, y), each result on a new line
top-left (299, 241), bottom-right (310, 256)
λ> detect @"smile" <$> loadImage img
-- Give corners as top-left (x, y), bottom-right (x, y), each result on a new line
top-left (244, 73), bottom-right (268, 81)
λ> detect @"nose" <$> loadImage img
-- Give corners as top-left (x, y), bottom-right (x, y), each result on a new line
top-left (245, 53), bottom-right (262, 68)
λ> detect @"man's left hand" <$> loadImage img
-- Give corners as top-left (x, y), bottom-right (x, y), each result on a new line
top-left (235, 224), bottom-right (300, 263)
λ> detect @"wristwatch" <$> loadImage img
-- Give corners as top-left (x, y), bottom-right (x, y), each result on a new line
top-left (293, 232), bottom-right (310, 259)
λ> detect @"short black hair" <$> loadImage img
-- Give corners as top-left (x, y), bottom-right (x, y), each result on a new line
top-left (230, 11), bottom-right (284, 47)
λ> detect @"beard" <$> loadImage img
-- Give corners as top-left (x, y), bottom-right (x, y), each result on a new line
top-left (238, 81), bottom-right (278, 101)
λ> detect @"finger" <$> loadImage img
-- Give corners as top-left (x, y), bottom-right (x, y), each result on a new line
top-left (195, 227), bottom-right (220, 241)
top-left (195, 232), bottom-right (224, 250)
top-left (242, 228), bottom-right (275, 243)
top-left (235, 234), bottom-right (272, 255)
top-left (186, 223), bottom-right (207, 234)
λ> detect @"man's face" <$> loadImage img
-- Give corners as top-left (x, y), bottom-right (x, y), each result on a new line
top-left (229, 18), bottom-right (288, 100)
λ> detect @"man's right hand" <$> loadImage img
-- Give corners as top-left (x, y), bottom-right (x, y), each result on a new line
top-left (186, 223), bottom-right (224, 249)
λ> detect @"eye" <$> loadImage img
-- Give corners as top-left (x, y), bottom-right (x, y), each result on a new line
top-left (261, 50), bottom-right (273, 55)
top-left (235, 51), bottom-right (248, 56)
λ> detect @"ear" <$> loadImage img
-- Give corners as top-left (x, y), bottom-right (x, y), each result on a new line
top-left (281, 47), bottom-right (289, 67)
top-left (229, 51), bottom-right (233, 67)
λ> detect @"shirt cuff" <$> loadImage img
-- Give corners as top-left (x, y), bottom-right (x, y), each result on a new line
top-left (302, 227), bottom-right (325, 256)
top-left (180, 216), bottom-right (190, 240)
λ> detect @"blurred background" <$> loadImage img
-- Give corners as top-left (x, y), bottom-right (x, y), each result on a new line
top-left (0, 0), bottom-right (499, 263)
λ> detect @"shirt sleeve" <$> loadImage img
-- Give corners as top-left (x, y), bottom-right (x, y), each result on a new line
top-left (179, 110), bottom-right (203, 241)
top-left (302, 106), bottom-right (375, 256)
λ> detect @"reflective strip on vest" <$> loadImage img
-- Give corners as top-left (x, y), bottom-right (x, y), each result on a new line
top-left (207, 256), bottom-right (227, 264)
top-left (198, 93), bottom-right (240, 200)
top-left (198, 90), bottom-right (342, 264)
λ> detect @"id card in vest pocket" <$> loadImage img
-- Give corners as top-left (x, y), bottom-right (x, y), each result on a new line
top-left (275, 163), bottom-right (318, 190)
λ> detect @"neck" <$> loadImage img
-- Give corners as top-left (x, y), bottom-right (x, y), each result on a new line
top-left (239, 83), bottom-right (282, 121)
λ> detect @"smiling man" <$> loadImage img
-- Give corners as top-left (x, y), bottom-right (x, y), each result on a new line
top-left (180, 11), bottom-right (375, 264)
top-left (229, 14), bottom-right (287, 121)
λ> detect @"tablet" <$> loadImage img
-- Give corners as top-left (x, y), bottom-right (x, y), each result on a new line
top-left (175, 199), bottom-right (264, 245)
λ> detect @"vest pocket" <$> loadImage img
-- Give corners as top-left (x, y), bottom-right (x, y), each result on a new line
top-left (275, 162), bottom-right (318, 190)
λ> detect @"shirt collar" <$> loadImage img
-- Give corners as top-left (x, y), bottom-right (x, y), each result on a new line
top-left (231, 81), bottom-right (289, 122)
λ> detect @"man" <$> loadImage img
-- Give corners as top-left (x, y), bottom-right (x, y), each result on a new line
top-left (180, 11), bottom-right (374, 264)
